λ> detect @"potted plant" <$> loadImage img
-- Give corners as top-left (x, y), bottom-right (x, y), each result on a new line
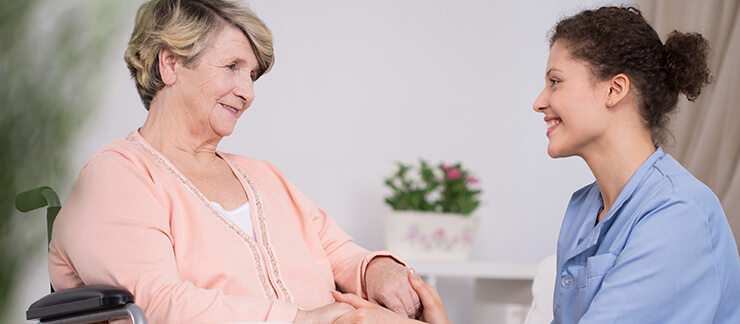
top-left (382, 160), bottom-right (482, 261)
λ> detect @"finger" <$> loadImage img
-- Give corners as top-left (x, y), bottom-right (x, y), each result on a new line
top-left (408, 267), bottom-right (441, 309)
top-left (332, 311), bottom-right (352, 324)
top-left (380, 281), bottom-right (417, 318)
top-left (427, 285), bottom-right (441, 300)
top-left (403, 284), bottom-right (421, 318)
top-left (392, 270), bottom-right (419, 318)
top-left (377, 290), bottom-right (414, 318)
top-left (331, 291), bottom-right (378, 309)
top-left (386, 298), bottom-right (408, 317)
top-left (407, 268), bottom-right (427, 294)
top-left (408, 268), bottom-right (451, 324)
top-left (400, 291), bottom-right (417, 318)
top-left (407, 279), bottom-right (422, 315)
top-left (390, 273), bottom-right (420, 318)
top-left (332, 308), bottom-right (372, 324)
top-left (330, 306), bottom-right (361, 324)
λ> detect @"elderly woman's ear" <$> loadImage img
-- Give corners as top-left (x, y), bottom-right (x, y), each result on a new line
top-left (158, 47), bottom-right (179, 85)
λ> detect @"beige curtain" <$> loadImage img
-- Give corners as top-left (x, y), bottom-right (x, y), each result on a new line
top-left (636, 0), bottom-right (740, 251)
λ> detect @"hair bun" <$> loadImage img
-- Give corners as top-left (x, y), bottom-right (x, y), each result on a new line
top-left (663, 30), bottom-right (711, 102)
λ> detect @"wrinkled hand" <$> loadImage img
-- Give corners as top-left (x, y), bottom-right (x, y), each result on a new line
top-left (332, 268), bottom-right (451, 324)
top-left (364, 257), bottom-right (421, 318)
top-left (294, 301), bottom-right (355, 324)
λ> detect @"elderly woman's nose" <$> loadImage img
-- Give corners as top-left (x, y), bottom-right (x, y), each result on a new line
top-left (234, 79), bottom-right (255, 103)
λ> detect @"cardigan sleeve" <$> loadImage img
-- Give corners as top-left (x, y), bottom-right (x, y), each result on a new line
top-left (49, 151), bottom-right (299, 323)
top-left (312, 205), bottom-right (405, 298)
top-left (265, 162), bottom-right (407, 298)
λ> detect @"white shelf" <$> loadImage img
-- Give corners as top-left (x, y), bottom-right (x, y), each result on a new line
top-left (411, 260), bottom-right (539, 281)
top-left (409, 260), bottom-right (538, 321)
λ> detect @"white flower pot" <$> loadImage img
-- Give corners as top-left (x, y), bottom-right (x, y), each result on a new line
top-left (382, 211), bottom-right (478, 262)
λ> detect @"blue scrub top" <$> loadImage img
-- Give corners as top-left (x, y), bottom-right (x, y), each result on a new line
top-left (553, 147), bottom-right (740, 323)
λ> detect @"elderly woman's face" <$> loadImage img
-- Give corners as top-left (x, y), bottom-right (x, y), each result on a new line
top-left (173, 24), bottom-right (259, 138)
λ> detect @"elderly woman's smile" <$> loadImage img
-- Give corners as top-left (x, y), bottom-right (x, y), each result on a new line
top-left (221, 103), bottom-right (240, 116)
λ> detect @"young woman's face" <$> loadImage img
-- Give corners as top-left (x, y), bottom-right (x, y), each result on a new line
top-left (532, 41), bottom-right (611, 159)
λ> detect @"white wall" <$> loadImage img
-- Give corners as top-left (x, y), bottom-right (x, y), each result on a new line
top-left (15, 0), bottom-right (633, 322)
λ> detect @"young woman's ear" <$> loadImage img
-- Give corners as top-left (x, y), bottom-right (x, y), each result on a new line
top-left (605, 73), bottom-right (630, 108)
top-left (158, 47), bottom-right (179, 85)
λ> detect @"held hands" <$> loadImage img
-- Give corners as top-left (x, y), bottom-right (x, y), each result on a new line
top-left (294, 259), bottom-right (450, 324)
top-left (364, 257), bottom-right (421, 318)
top-left (331, 291), bottom-right (414, 323)
top-left (333, 268), bottom-right (451, 324)
top-left (294, 301), bottom-right (355, 324)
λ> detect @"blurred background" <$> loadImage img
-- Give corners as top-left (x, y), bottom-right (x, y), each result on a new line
top-left (4, 0), bottom-right (738, 323)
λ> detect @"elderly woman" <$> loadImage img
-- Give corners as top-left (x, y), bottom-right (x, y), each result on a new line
top-left (48, 0), bottom-right (420, 323)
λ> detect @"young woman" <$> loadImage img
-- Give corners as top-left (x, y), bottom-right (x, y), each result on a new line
top-left (532, 6), bottom-right (740, 323)
top-left (336, 5), bottom-right (740, 324)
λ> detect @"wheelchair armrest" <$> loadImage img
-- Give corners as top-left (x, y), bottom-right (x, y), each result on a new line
top-left (27, 285), bottom-right (134, 321)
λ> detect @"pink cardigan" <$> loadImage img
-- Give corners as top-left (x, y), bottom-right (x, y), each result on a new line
top-left (49, 132), bottom-right (398, 323)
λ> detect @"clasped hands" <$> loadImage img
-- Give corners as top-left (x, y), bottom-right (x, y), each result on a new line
top-left (295, 256), bottom-right (450, 324)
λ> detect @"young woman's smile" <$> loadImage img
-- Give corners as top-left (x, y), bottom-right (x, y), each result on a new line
top-left (545, 116), bottom-right (562, 136)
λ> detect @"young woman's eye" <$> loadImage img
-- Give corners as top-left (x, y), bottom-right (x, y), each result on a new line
top-left (549, 78), bottom-right (559, 86)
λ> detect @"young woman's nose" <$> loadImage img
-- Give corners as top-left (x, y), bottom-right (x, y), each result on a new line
top-left (532, 88), bottom-right (549, 113)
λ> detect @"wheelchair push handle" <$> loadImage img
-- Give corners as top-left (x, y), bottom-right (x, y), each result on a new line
top-left (15, 186), bottom-right (61, 212)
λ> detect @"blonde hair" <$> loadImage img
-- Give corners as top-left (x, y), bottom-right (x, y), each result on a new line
top-left (124, 0), bottom-right (274, 110)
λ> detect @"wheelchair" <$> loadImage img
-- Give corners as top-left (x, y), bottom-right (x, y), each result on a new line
top-left (16, 186), bottom-right (147, 324)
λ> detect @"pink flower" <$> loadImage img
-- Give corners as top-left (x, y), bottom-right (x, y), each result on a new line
top-left (446, 168), bottom-right (461, 180)
top-left (405, 226), bottom-right (418, 241)
top-left (433, 229), bottom-right (446, 242)
top-left (466, 176), bottom-right (480, 184)
top-left (462, 229), bottom-right (472, 243)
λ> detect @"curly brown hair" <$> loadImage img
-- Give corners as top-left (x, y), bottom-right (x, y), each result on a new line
top-left (549, 6), bottom-right (711, 146)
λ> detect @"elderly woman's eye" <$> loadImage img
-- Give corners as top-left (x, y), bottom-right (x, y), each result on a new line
top-left (226, 64), bottom-right (237, 71)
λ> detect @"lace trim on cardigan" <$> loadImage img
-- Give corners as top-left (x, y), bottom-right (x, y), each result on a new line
top-left (226, 160), bottom-right (294, 303)
top-left (126, 132), bottom-right (292, 301)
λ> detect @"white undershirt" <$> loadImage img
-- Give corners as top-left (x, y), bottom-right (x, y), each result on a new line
top-left (210, 201), bottom-right (254, 240)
